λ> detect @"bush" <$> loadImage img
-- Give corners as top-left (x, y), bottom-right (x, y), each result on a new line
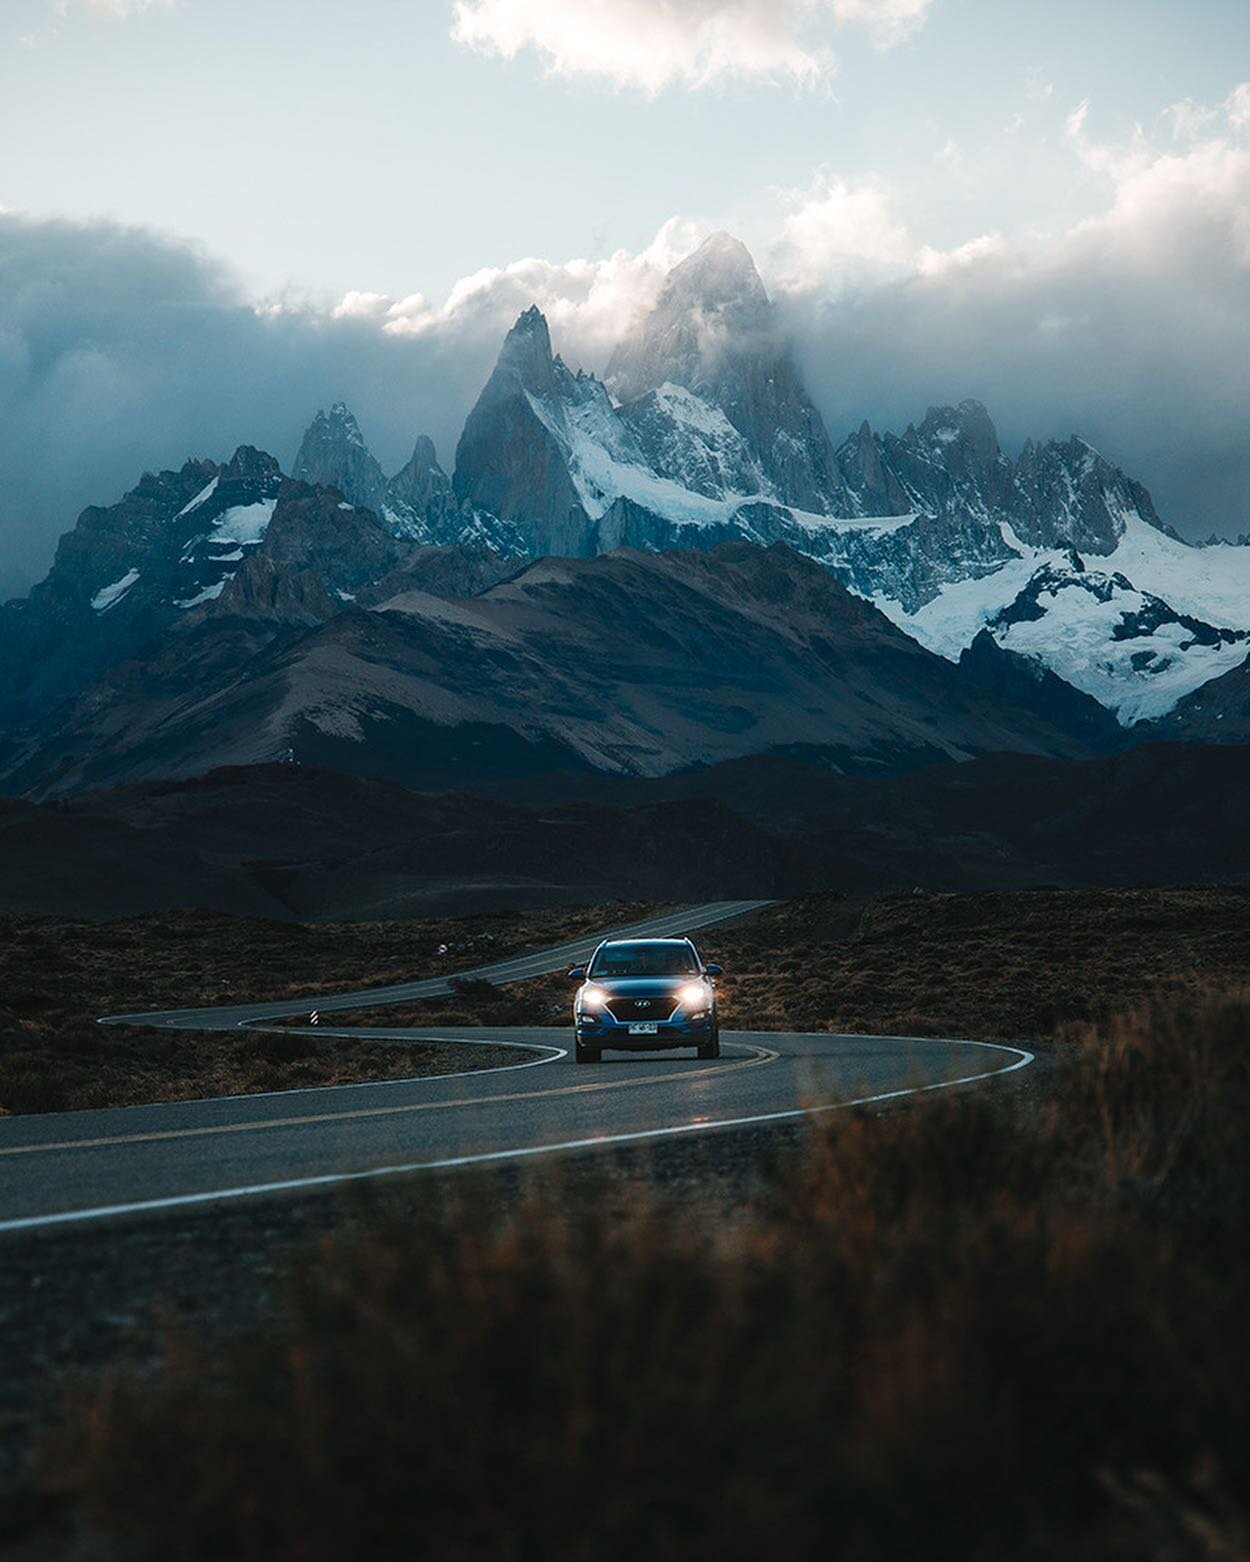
top-left (0, 1053), bottom-right (71, 1114)
top-left (27, 992), bottom-right (1250, 1560)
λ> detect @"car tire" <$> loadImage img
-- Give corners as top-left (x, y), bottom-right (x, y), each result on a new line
top-left (697, 1029), bottom-right (720, 1060)
top-left (575, 1041), bottom-right (602, 1064)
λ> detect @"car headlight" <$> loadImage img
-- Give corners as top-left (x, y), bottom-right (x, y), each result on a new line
top-left (579, 984), bottom-right (608, 1010)
top-left (679, 981), bottom-right (710, 1010)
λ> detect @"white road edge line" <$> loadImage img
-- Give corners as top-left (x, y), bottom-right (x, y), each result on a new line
top-left (31, 1035), bottom-right (569, 1116)
top-left (0, 1039), bottom-right (1033, 1235)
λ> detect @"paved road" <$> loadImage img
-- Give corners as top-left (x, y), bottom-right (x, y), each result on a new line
top-left (0, 901), bottom-right (1033, 1233)
top-left (102, 900), bottom-right (776, 1029)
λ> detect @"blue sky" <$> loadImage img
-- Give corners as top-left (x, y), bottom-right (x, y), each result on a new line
top-left (2, 0), bottom-right (1250, 596)
top-left (5, 0), bottom-right (1248, 304)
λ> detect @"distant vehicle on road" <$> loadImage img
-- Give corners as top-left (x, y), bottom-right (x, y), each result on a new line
top-left (567, 938), bottom-right (723, 1064)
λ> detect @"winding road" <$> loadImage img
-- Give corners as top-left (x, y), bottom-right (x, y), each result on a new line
top-left (0, 900), bottom-right (1033, 1234)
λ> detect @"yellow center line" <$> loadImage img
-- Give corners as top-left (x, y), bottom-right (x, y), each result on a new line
top-left (0, 1043), bottom-right (781, 1158)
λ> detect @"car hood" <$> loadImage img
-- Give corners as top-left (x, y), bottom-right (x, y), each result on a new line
top-left (588, 977), bottom-right (701, 997)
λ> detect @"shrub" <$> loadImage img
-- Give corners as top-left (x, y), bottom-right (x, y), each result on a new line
top-left (28, 993), bottom-right (1250, 1560)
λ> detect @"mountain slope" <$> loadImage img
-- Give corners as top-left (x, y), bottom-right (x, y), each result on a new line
top-left (5, 228), bottom-right (1249, 783)
top-left (0, 446), bottom-right (284, 726)
top-left (1150, 651), bottom-right (1250, 743)
top-left (3, 543), bottom-right (1122, 801)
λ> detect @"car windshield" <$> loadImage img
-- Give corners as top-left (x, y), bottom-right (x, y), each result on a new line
top-left (589, 942), bottom-right (698, 978)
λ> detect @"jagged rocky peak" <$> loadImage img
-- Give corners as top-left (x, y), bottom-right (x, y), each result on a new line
top-left (606, 233), bottom-right (851, 515)
top-left (222, 445), bottom-right (284, 487)
top-left (909, 400), bottom-right (1003, 470)
top-left (389, 434), bottom-right (451, 514)
top-left (490, 304), bottom-right (565, 398)
top-left (659, 230), bottom-right (769, 313)
top-left (1012, 433), bottom-right (1163, 554)
top-left (453, 305), bottom-right (601, 556)
top-left (292, 401), bottom-right (387, 512)
top-left (606, 231), bottom-right (772, 406)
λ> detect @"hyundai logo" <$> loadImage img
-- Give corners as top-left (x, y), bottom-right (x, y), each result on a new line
top-left (634, 1000), bottom-right (650, 1009)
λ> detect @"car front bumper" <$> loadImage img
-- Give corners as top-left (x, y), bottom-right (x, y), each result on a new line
top-left (574, 1011), bottom-right (715, 1050)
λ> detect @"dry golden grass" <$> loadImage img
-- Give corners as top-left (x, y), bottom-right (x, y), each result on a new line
top-left (18, 989), bottom-right (1250, 1561)
top-left (0, 1024), bottom-right (520, 1115)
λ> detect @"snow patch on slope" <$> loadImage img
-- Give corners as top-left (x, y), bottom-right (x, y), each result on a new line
top-left (871, 526), bottom-right (1052, 657)
top-left (175, 477), bottom-right (219, 519)
top-left (992, 572), bottom-right (1250, 724)
top-left (1105, 514), bottom-right (1250, 632)
top-left (176, 579), bottom-right (230, 610)
top-left (208, 500), bottom-right (277, 546)
top-left (90, 569), bottom-right (140, 613)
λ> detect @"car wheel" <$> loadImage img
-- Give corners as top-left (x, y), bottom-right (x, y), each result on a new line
top-left (575, 1041), bottom-right (602, 1064)
top-left (697, 1029), bottom-right (720, 1060)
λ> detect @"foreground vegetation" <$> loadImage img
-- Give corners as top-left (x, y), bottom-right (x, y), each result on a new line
top-left (15, 989), bottom-right (1250, 1559)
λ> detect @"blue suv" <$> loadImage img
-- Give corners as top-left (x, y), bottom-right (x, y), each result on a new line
top-left (567, 938), bottom-right (723, 1064)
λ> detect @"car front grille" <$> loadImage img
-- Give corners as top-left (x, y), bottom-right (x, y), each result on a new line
top-left (606, 997), bottom-right (677, 1022)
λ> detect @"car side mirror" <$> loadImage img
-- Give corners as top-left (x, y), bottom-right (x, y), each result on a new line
top-left (705, 963), bottom-right (723, 977)
top-left (567, 966), bottom-right (587, 981)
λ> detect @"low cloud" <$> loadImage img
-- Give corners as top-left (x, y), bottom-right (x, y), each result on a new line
top-left (56, 0), bottom-right (173, 14)
top-left (450, 0), bottom-right (934, 93)
top-left (772, 170), bottom-right (914, 291)
top-left (0, 214), bottom-right (698, 600)
top-left (4, 87), bottom-right (1250, 598)
top-left (783, 90), bottom-right (1250, 539)
top-left (0, 216), bottom-right (488, 599)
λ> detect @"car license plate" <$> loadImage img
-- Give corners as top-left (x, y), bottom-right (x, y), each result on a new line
top-left (628, 1022), bottom-right (659, 1035)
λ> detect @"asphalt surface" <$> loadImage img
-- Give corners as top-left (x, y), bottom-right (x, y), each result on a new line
top-left (0, 900), bottom-right (1033, 1233)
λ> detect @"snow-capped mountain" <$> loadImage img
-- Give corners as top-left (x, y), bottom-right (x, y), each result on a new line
top-left (293, 401), bottom-right (525, 554)
top-left (442, 231), bottom-right (1250, 727)
top-left (4, 228), bottom-right (1249, 791)
top-left (278, 235), bottom-right (1250, 737)
top-left (0, 445), bottom-right (285, 726)
top-left (0, 443), bottom-right (515, 734)
top-left (606, 231), bottom-right (850, 515)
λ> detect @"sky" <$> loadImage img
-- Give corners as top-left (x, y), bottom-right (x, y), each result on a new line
top-left (2, 0), bottom-right (1250, 596)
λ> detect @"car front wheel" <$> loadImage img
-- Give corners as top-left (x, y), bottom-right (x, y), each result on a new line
top-left (697, 1029), bottom-right (720, 1060)
top-left (575, 1040), bottom-right (602, 1064)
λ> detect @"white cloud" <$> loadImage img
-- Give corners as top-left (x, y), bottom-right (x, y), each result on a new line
top-left (1062, 89), bottom-right (1250, 266)
top-left (56, 0), bottom-right (173, 14)
top-left (914, 231), bottom-right (1004, 276)
top-left (772, 171), bottom-right (913, 290)
top-left (1224, 81), bottom-right (1250, 130)
top-left (827, 0), bottom-right (933, 46)
top-left (450, 0), bottom-right (935, 92)
top-left (331, 291), bottom-right (393, 322)
top-left (6, 77), bottom-right (1250, 602)
top-left (372, 217), bottom-right (704, 361)
top-left (782, 94), bottom-right (1250, 541)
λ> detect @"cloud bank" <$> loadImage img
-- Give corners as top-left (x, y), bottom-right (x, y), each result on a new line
top-left (776, 92), bottom-right (1250, 545)
top-left (3, 86), bottom-right (1249, 599)
top-left (450, 0), bottom-right (934, 93)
